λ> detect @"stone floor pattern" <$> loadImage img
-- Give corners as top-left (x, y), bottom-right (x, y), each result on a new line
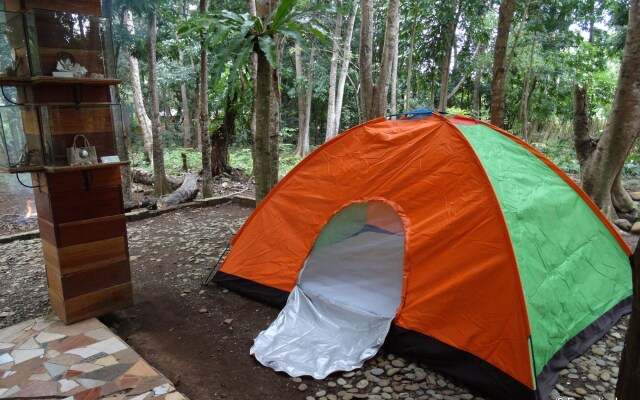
top-left (0, 314), bottom-right (187, 400)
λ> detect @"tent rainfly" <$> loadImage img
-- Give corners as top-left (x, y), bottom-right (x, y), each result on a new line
top-left (212, 112), bottom-right (632, 400)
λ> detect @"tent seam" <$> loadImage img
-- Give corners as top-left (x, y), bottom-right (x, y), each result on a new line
top-left (442, 115), bottom-right (535, 391)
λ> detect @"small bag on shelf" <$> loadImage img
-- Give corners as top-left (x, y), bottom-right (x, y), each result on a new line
top-left (66, 134), bottom-right (97, 166)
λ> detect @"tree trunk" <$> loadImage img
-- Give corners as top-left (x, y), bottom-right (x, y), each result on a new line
top-left (253, 0), bottom-right (280, 203)
top-left (581, 0), bottom-right (640, 223)
top-left (359, 0), bottom-right (400, 121)
top-left (333, 1), bottom-right (357, 138)
top-left (403, 0), bottom-right (418, 112)
top-left (177, 36), bottom-right (191, 148)
top-left (490, 0), bottom-right (516, 128)
top-left (359, 0), bottom-right (375, 121)
top-left (520, 37), bottom-right (536, 141)
top-left (438, 1), bottom-right (462, 112)
top-left (193, 74), bottom-right (202, 150)
top-left (447, 44), bottom-right (480, 102)
top-left (199, 0), bottom-right (213, 198)
top-left (504, 0), bottom-right (530, 85)
top-left (254, 49), bottom-right (273, 203)
top-left (211, 94), bottom-right (237, 176)
top-left (390, 33), bottom-right (399, 115)
top-left (248, 0), bottom-right (258, 144)
top-left (573, 84), bottom-right (592, 171)
top-left (148, 9), bottom-right (170, 196)
top-left (617, 238), bottom-right (640, 400)
top-left (294, 43), bottom-right (314, 157)
top-left (157, 173), bottom-right (199, 209)
top-left (124, 10), bottom-right (153, 164)
top-left (325, 6), bottom-right (342, 141)
top-left (472, 66), bottom-right (481, 115)
top-left (132, 167), bottom-right (183, 191)
top-left (269, 34), bottom-right (281, 188)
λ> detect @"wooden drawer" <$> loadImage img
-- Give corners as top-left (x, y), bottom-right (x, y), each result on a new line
top-left (38, 215), bottom-right (126, 248)
top-left (46, 261), bottom-right (131, 300)
top-left (49, 282), bottom-right (133, 324)
top-left (35, 185), bottom-right (123, 224)
top-left (43, 236), bottom-right (128, 275)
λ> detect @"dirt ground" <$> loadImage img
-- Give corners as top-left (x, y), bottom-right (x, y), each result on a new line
top-left (102, 204), bottom-right (329, 400)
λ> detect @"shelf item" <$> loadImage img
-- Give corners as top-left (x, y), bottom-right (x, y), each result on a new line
top-left (25, 9), bottom-right (116, 79)
top-left (0, 11), bottom-right (30, 79)
top-left (1, 8), bottom-right (115, 81)
top-left (0, 105), bottom-right (43, 170)
top-left (0, 103), bottom-right (125, 169)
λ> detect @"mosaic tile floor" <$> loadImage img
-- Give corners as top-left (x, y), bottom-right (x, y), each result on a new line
top-left (0, 314), bottom-right (187, 400)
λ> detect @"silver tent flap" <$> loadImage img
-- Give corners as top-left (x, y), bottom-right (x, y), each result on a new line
top-left (251, 226), bottom-right (405, 379)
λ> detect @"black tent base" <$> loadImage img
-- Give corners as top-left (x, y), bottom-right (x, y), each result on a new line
top-left (212, 271), bottom-right (632, 400)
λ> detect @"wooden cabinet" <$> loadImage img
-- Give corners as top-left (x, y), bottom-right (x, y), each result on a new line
top-left (34, 166), bottom-right (132, 324)
top-left (1, 0), bottom-right (133, 323)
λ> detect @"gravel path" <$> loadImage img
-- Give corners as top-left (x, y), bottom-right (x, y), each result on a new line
top-left (0, 203), bottom-right (631, 400)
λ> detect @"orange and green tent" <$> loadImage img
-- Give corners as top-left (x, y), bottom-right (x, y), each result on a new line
top-left (212, 112), bottom-right (632, 400)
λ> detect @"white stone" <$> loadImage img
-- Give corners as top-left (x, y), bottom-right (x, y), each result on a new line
top-left (153, 383), bottom-right (173, 396)
top-left (65, 347), bottom-right (102, 358)
top-left (88, 337), bottom-right (127, 355)
top-left (17, 337), bottom-right (40, 350)
top-left (10, 348), bottom-right (44, 364)
top-left (59, 379), bottom-right (79, 393)
top-left (76, 378), bottom-right (105, 388)
top-left (35, 332), bottom-right (66, 344)
top-left (0, 353), bottom-right (13, 365)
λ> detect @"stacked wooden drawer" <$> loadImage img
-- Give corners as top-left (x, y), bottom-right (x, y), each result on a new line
top-left (33, 166), bottom-right (133, 324)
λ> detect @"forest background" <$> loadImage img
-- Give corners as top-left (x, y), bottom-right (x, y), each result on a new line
top-left (113, 0), bottom-right (634, 198)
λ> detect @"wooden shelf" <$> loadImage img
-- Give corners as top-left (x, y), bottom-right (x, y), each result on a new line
top-left (1, 165), bottom-right (45, 173)
top-left (0, 77), bottom-right (31, 86)
top-left (44, 161), bottom-right (130, 173)
top-left (0, 76), bottom-right (120, 87)
top-left (31, 77), bottom-right (121, 86)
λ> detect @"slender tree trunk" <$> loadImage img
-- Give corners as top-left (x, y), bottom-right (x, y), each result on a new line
top-left (333, 1), bottom-right (357, 138)
top-left (520, 37), bottom-right (536, 141)
top-left (211, 94), bottom-right (236, 176)
top-left (148, 9), bottom-right (170, 196)
top-left (295, 43), bottom-right (314, 157)
top-left (254, 49), bottom-right (272, 203)
top-left (472, 66), bottom-right (481, 115)
top-left (193, 75), bottom-right (202, 150)
top-left (403, 0), bottom-right (418, 112)
top-left (199, 0), bottom-right (213, 198)
top-left (359, 0), bottom-right (400, 121)
top-left (504, 0), bottom-right (530, 84)
top-left (447, 44), bottom-right (480, 102)
top-left (248, 0), bottom-right (258, 144)
top-left (326, 5), bottom-right (343, 140)
top-left (124, 10), bottom-right (153, 164)
top-left (573, 84), bottom-right (591, 170)
top-left (359, 0), bottom-right (375, 121)
top-left (269, 32), bottom-right (281, 188)
top-left (390, 35), bottom-right (399, 115)
top-left (177, 32), bottom-right (191, 148)
top-left (438, 1), bottom-right (462, 112)
top-left (162, 86), bottom-right (171, 128)
top-left (490, 0), bottom-right (517, 128)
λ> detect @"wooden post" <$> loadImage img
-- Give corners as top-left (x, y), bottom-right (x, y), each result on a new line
top-left (3, 0), bottom-right (133, 324)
